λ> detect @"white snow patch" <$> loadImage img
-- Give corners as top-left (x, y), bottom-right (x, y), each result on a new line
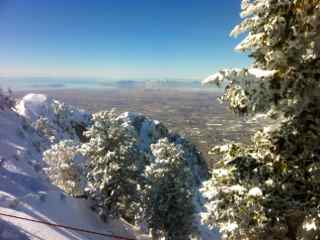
top-left (202, 68), bottom-right (277, 86)
top-left (202, 73), bottom-right (223, 86)
top-left (16, 94), bottom-right (55, 122)
top-left (248, 68), bottom-right (277, 78)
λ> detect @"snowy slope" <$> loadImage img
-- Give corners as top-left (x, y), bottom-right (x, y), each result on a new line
top-left (0, 94), bottom-right (220, 240)
top-left (0, 97), bottom-right (141, 240)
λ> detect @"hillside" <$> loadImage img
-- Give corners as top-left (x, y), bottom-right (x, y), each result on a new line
top-left (0, 93), bottom-right (219, 239)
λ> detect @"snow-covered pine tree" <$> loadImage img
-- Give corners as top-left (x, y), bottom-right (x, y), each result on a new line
top-left (202, 1), bottom-right (320, 239)
top-left (0, 88), bottom-right (15, 111)
top-left (34, 117), bottom-right (57, 143)
top-left (145, 138), bottom-right (195, 240)
top-left (81, 110), bottom-right (144, 223)
top-left (43, 140), bottom-right (86, 196)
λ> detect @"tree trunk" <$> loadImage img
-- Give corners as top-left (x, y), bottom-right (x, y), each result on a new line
top-left (286, 211), bottom-right (304, 240)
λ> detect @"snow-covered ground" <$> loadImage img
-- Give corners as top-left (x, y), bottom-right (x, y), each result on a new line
top-left (0, 93), bottom-right (220, 240)
top-left (0, 98), bottom-right (142, 239)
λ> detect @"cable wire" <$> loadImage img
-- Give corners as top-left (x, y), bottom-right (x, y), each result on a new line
top-left (0, 212), bottom-right (136, 240)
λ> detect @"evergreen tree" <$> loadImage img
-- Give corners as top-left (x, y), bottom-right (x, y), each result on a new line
top-left (202, 1), bottom-right (320, 239)
top-left (145, 138), bottom-right (195, 240)
top-left (43, 140), bottom-right (86, 196)
top-left (81, 110), bottom-right (144, 222)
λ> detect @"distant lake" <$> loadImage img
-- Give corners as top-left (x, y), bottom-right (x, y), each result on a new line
top-left (0, 77), bottom-right (222, 92)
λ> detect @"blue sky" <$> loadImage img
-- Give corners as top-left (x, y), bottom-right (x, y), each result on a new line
top-left (0, 0), bottom-right (250, 80)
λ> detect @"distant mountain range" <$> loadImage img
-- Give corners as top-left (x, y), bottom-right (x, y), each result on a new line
top-left (1, 77), bottom-right (220, 91)
top-left (98, 79), bottom-right (203, 89)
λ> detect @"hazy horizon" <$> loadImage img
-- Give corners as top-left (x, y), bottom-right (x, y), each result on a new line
top-left (1, 76), bottom-right (225, 91)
